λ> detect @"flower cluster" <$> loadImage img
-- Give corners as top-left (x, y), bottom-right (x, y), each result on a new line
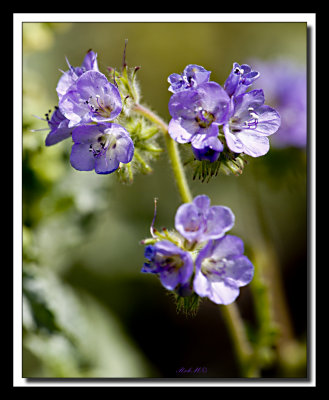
top-left (167, 63), bottom-right (281, 178)
top-left (43, 50), bottom-right (134, 175)
top-left (141, 195), bottom-right (254, 309)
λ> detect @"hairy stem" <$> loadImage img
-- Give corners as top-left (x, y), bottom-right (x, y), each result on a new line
top-left (220, 304), bottom-right (259, 377)
top-left (132, 103), bottom-right (192, 203)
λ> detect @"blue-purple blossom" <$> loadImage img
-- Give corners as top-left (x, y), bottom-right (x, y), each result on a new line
top-left (175, 195), bottom-right (235, 244)
top-left (193, 235), bottom-right (254, 305)
top-left (224, 62), bottom-right (260, 98)
top-left (70, 123), bottom-right (134, 174)
top-left (191, 135), bottom-right (223, 162)
top-left (59, 70), bottom-right (122, 128)
top-left (223, 89), bottom-right (281, 157)
top-left (250, 58), bottom-right (307, 148)
top-left (56, 50), bottom-right (99, 101)
top-left (168, 82), bottom-right (230, 152)
top-left (142, 240), bottom-right (194, 291)
top-left (168, 64), bottom-right (211, 93)
top-left (45, 106), bottom-right (72, 146)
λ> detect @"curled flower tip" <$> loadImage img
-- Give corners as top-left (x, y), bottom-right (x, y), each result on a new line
top-left (150, 197), bottom-right (158, 238)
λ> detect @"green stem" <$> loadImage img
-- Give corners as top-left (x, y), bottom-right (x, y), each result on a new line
top-left (132, 103), bottom-right (192, 203)
top-left (133, 102), bottom-right (258, 377)
top-left (220, 304), bottom-right (259, 377)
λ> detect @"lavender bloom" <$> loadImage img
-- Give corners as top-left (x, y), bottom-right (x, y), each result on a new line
top-left (223, 89), bottom-right (281, 157)
top-left (251, 59), bottom-right (307, 148)
top-left (168, 82), bottom-right (230, 151)
top-left (175, 195), bottom-right (235, 244)
top-left (168, 64), bottom-right (211, 93)
top-left (224, 62), bottom-right (260, 98)
top-left (142, 240), bottom-right (194, 291)
top-left (45, 107), bottom-right (72, 146)
top-left (59, 70), bottom-right (122, 127)
top-left (56, 50), bottom-right (99, 100)
top-left (191, 135), bottom-right (223, 162)
top-left (194, 235), bottom-right (254, 305)
top-left (70, 123), bottom-right (134, 174)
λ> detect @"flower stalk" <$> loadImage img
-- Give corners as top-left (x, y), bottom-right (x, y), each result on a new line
top-left (133, 102), bottom-right (259, 377)
top-left (132, 103), bottom-right (192, 203)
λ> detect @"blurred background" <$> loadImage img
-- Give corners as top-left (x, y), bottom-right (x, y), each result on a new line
top-left (22, 21), bottom-right (308, 379)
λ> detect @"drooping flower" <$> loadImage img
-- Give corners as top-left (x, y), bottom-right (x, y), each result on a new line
top-left (250, 58), bottom-right (307, 148)
top-left (70, 123), bottom-right (134, 174)
top-left (56, 49), bottom-right (99, 100)
top-left (193, 235), bottom-right (254, 305)
top-left (142, 240), bottom-right (194, 291)
top-left (224, 62), bottom-right (260, 98)
top-left (168, 82), bottom-right (230, 152)
top-left (223, 89), bottom-right (281, 157)
top-left (175, 195), bottom-right (235, 244)
top-left (59, 70), bottom-right (122, 127)
top-left (41, 106), bottom-right (73, 146)
top-left (168, 64), bottom-right (211, 93)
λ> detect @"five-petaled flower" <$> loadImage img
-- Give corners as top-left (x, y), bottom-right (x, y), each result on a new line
top-left (59, 70), bottom-right (123, 128)
top-left (194, 235), bottom-right (254, 305)
top-left (168, 82), bottom-right (230, 156)
top-left (175, 195), bottom-right (234, 244)
top-left (223, 89), bottom-right (281, 157)
top-left (70, 123), bottom-right (134, 174)
top-left (142, 240), bottom-right (194, 291)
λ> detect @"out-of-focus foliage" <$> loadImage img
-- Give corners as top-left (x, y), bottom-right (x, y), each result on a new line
top-left (22, 22), bottom-right (308, 378)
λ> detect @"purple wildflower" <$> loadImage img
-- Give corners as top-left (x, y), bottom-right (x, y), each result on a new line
top-left (251, 59), bottom-right (307, 148)
top-left (223, 89), bottom-right (281, 157)
top-left (175, 195), bottom-right (235, 244)
top-left (70, 123), bottom-right (134, 174)
top-left (59, 70), bottom-right (122, 128)
top-left (168, 64), bottom-right (211, 93)
top-left (168, 82), bottom-right (230, 152)
top-left (44, 106), bottom-right (72, 146)
top-left (142, 240), bottom-right (194, 291)
top-left (224, 62), bottom-right (260, 98)
top-left (193, 235), bottom-right (254, 305)
top-left (56, 50), bottom-right (99, 100)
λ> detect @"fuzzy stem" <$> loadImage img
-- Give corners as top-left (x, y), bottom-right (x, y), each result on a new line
top-left (132, 103), bottom-right (192, 203)
top-left (220, 304), bottom-right (259, 377)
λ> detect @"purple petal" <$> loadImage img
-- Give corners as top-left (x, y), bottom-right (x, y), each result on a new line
top-left (224, 255), bottom-right (254, 287)
top-left (70, 143), bottom-right (95, 171)
top-left (191, 135), bottom-right (223, 162)
top-left (196, 82), bottom-right (230, 124)
top-left (210, 235), bottom-right (245, 260)
top-left (81, 50), bottom-right (99, 71)
top-left (234, 131), bottom-right (270, 157)
top-left (206, 280), bottom-right (240, 305)
top-left (168, 118), bottom-right (193, 143)
top-left (94, 152), bottom-right (120, 174)
top-left (203, 206), bottom-right (235, 240)
top-left (175, 203), bottom-right (204, 242)
top-left (193, 195), bottom-right (211, 211)
top-left (72, 124), bottom-right (109, 144)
